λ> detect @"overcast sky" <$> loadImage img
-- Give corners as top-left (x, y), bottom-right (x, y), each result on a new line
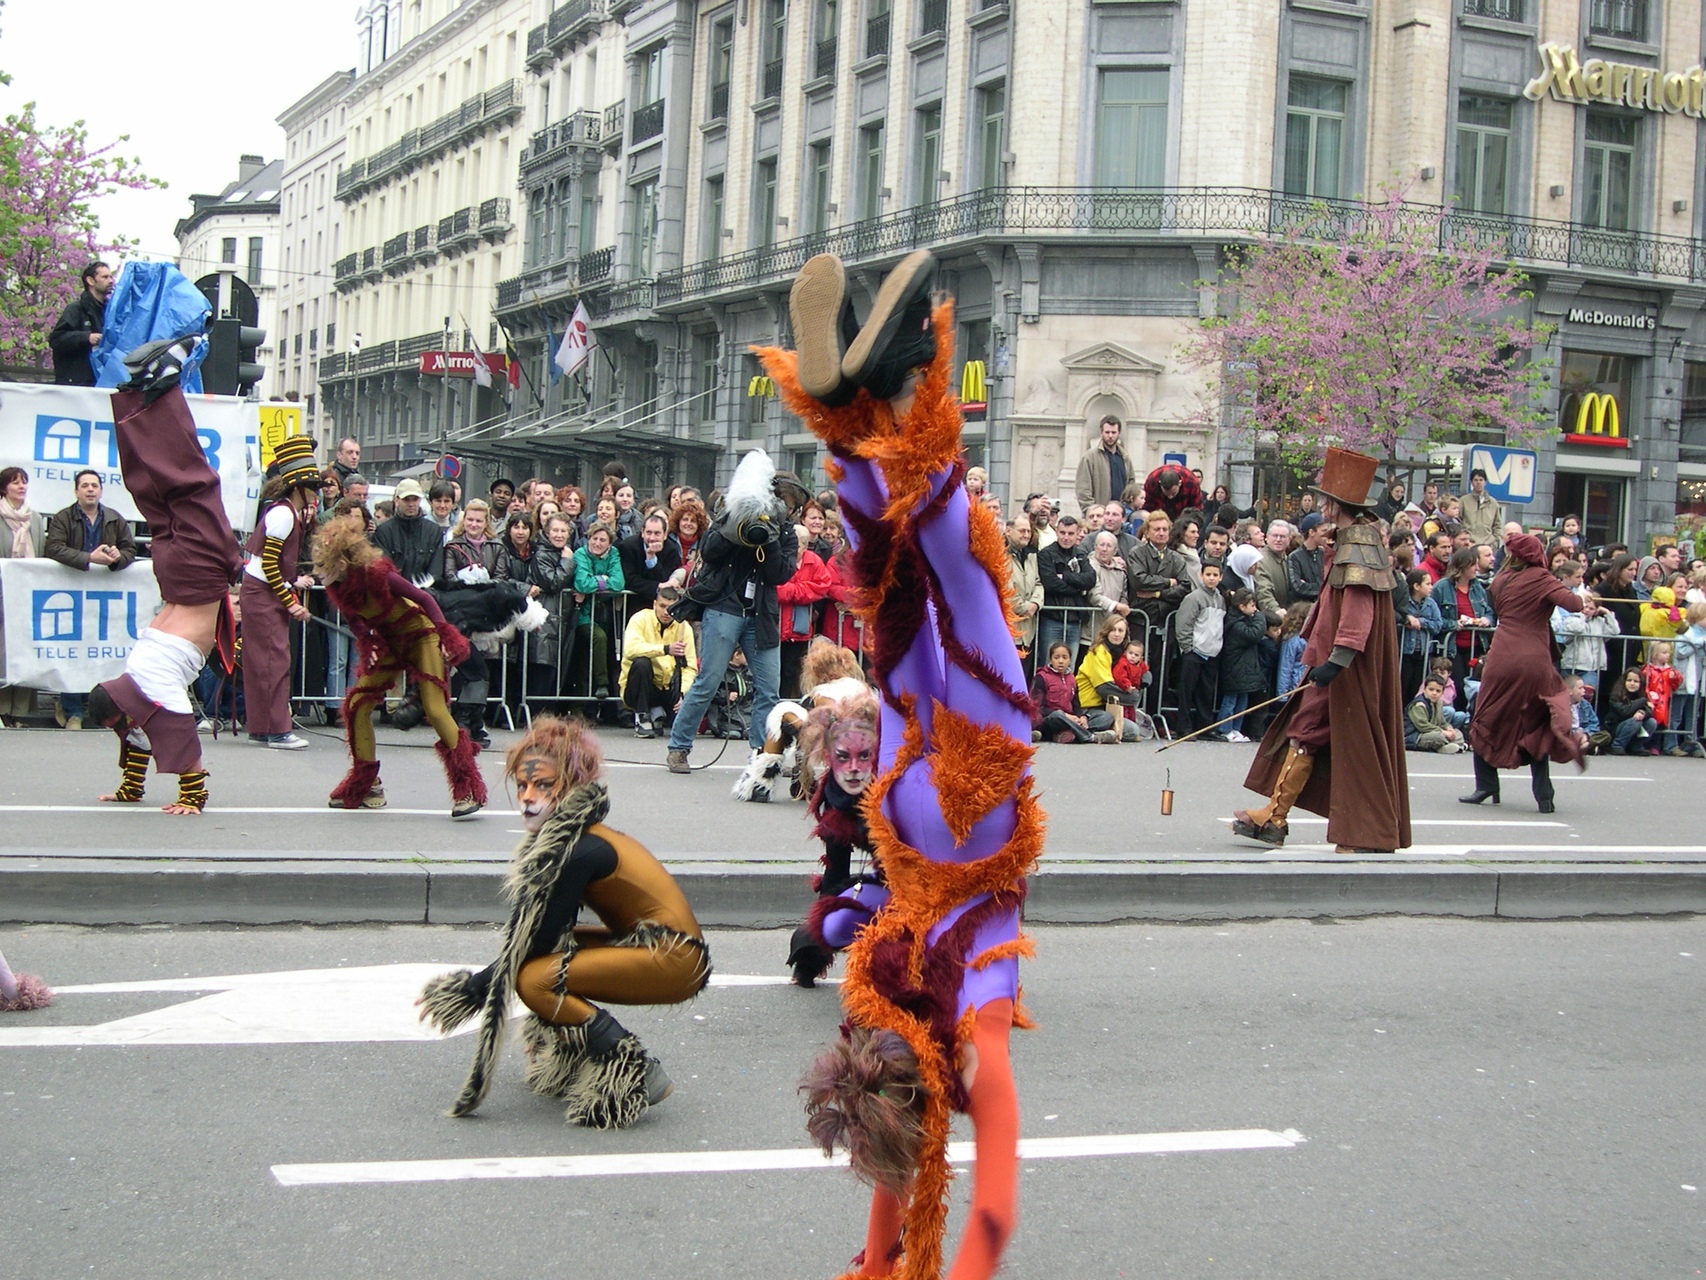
top-left (1, 0), bottom-right (358, 261)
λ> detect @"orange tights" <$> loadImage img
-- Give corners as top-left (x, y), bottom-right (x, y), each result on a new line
top-left (857, 999), bottom-right (1019, 1279)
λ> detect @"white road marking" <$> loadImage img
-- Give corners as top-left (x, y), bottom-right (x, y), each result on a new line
top-left (1405, 772), bottom-right (1650, 783)
top-left (0, 966), bottom-right (813, 1047)
top-left (1222, 817), bottom-right (1567, 829)
top-left (271, 1128), bottom-right (1307, 1186)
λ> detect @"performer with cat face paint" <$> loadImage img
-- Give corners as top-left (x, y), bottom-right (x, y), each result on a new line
top-left (416, 715), bottom-right (711, 1128)
top-left (787, 685), bottom-right (886, 987)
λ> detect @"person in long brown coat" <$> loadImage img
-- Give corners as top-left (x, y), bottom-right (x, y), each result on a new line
top-left (1461, 532), bottom-right (1584, 812)
top-left (1234, 447), bottom-right (1411, 853)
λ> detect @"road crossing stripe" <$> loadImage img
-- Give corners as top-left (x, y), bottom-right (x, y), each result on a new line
top-left (270, 1128), bottom-right (1306, 1186)
top-left (1405, 772), bottom-right (1650, 782)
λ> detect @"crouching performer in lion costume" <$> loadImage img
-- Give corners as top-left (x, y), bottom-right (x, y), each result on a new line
top-left (738, 636), bottom-right (871, 804)
top-left (417, 716), bottom-right (711, 1128)
top-left (763, 248), bottom-right (1044, 1280)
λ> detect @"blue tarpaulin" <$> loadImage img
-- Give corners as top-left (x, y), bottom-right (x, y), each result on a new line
top-left (92, 262), bottom-right (211, 393)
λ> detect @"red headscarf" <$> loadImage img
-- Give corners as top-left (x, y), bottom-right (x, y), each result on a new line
top-left (1505, 532), bottom-right (1544, 568)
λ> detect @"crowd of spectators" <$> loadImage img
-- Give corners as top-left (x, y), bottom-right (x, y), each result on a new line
top-left (7, 432), bottom-right (1706, 768)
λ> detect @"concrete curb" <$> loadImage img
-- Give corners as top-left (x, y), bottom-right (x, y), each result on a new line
top-left (3, 860), bottom-right (1702, 926)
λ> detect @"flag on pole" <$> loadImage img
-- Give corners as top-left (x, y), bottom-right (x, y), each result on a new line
top-left (555, 301), bottom-right (593, 379)
top-left (545, 315), bottom-right (561, 385)
top-left (469, 330), bottom-right (493, 389)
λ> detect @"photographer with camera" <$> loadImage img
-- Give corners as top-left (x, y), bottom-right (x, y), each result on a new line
top-left (664, 451), bottom-right (807, 784)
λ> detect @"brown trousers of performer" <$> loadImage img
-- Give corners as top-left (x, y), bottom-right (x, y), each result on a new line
top-left (239, 578), bottom-right (295, 736)
top-left (516, 928), bottom-right (708, 1027)
top-left (111, 389), bottom-right (242, 606)
top-left (346, 635), bottom-right (460, 759)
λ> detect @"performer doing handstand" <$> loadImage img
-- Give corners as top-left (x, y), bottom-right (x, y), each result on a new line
top-left (417, 715), bottom-right (711, 1127)
top-left (87, 339), bottom-right (246, 814)
top-left (767, 249), bottom-right (1043, 1280)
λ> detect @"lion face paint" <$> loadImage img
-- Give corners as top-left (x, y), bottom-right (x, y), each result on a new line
top-left (829, 726), bottom-right (878, 797)
top-left (515, 752), bottom-right (561, 831)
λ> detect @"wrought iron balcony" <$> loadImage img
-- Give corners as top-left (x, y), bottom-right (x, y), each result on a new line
top-left (761, 59), bottom-right (784, 100)
top-left (411, 224), bottom-right (437, 263)
top-left (631, 98), bottom-right (665, 144)
top-left (1462, 0), bottom-right (1525, 19)
top-left (495, 245), bottom-right (618, 312)
top-left (708, 80), bottom-right (730, 121)
top-left (520, 110), bottom-right (604, 176)
top-left (334, 80), bottom-right (522, 202)
top-left (395, 331), bottom-right (442, 363)
top-left (438, 206), bottom-right (477, 254)
top-left (601, 101), bottom-right (625, 152)
top-left (479, 198), bottom-right (513, 241)
top-left (547, 0), bottom-right (606, 50)
top-left (919, 0), bottom-right (947, 36)
top-left (320, 351), bottom-right (347, 378)
top-left (526, 23), bottom-right (551, 67)
top-left (653, 184), bottom-right (1706, 307)
top-left (813, 38), bottom-right (837, 80)
top-left (359, 246), bottom-right (382, 282)
top-left (382, 232), bottom-right (411, 273)
top-left (334, 252), bottom-right (360, 289)
top-left (865, 13), bottom-right (890, 58)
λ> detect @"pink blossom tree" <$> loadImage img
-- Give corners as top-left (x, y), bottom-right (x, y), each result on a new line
top-left (0, 64), bottom-right (160, 370)
top-left (1182, 188), bottom-right (1555, 468)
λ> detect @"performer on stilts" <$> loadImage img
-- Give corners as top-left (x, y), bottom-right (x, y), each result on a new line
top-left (766, 249), bottom-right (1042, 1280)
top-left (86, 338), bottom-right (246, 814)
top-left (310, 519), bottom-right (487, 817)
top-left (417, 715), bottom-right (711, 1127)
top-left (1233, 447), bottom-right (1411, 855)
top-left (786, 677), bottom-right (885, 987)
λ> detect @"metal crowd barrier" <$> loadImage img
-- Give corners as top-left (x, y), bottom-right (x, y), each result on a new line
top-left (1033, 603), bottom-right (1182, 736)
top-left (285, 585), bottom-right (873, 732)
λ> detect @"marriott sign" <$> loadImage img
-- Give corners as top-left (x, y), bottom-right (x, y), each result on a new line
top-left (1525, 41), bottom-right (1706, 117)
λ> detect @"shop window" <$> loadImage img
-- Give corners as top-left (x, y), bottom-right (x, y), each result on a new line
top-left (1582, 113), bottom-right (1636, 231)
top-left (1455, 94), bottom-right (1512, 216)
top-left (1553, 473), bottom-right (1625, 549)
top-left (1095, 69), bottom-right (1168, 190)
top-left (1283, 76), bottom-right (1349, 199)
top-left (1557, 350), bottom-right (1632, 446)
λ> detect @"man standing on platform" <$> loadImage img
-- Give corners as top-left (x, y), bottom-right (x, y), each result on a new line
top-left (1233, 447), bottom-right (1410, 855)
top-left (1075, 415), bottom-right (1132, 514)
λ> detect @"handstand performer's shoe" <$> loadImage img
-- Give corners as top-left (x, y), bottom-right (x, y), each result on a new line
top-left (842, 249), bottom-right (938, 399)
top-left (119, 335), bottom-right (200, 405)
top-left (789, 253), bottom-right (860, 407)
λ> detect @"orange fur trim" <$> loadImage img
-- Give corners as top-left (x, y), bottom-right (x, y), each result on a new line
top-left (757, 346), bottom-right (895, 455)
top-left (927, 703), bottom-right (1033, 848)
top-left (1011, 989), bottom-right (1036, 1032)
top-left (969, 936), bottom-right (1036, 971)
top-left (968, 498), bottom-right (1023, 641)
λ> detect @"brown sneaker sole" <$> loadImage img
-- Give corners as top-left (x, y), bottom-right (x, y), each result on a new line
top-left (789, 254), bottom-right (848, 402)
top-left (841, 249), bottom-right (935, 385)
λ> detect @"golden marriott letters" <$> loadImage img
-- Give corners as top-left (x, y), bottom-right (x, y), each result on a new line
top-left (1524, 42), bottom-right (1706, 117)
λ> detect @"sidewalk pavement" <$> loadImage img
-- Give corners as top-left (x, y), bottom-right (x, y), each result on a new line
top-left (3, 724), bottom-right (1702, 926)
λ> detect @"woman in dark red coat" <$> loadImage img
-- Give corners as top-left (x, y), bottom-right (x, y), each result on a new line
top-left (1462, 533), bottom-right (1582, 812)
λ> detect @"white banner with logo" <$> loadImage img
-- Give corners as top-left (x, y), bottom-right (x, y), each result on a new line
top-left (0, 382), bottom-right (264, 531)
top-left (0, 558), bottom-right (163, 692)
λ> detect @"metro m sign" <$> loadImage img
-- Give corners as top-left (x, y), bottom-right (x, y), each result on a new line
top-left (1464, 445), bottom-right (1538, 504)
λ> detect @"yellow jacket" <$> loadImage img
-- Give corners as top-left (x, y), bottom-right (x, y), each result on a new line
top-left (1075, 643), bottom-right (1118, 710)
top-left (619, 610), bottom-right (699, 694)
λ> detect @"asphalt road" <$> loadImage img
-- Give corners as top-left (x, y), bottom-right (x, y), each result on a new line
top-left (3, 919), bottom-right (1702, 1278)
top-left (3, 722), bottom-right (1704, 864)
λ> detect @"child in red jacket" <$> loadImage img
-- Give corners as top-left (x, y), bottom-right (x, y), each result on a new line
top-left (1644, 641), bottom-right (1686, 754)
top-left (1110, 638), bottom-right (1151, 726)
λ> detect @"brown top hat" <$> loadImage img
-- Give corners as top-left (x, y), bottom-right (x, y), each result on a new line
top-left (1311, 447), bottom-right (1380, 510)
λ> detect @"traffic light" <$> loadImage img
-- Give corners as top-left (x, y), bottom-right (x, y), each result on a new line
top-left (203, 316), bottom-right (267, 397)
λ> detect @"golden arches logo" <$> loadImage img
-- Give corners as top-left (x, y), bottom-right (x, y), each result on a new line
top-left (1572, 392), bottom-right (1621, 438)
top-left (960, 360), bottom-right (987, 404)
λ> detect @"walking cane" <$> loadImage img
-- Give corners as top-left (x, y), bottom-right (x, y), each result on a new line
top-left (1154, 683), bottom-right (1308, 754)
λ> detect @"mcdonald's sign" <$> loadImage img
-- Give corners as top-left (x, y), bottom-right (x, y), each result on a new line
top-left (960, 359), bottom-right (988, 419)
top-left (1563, 391), bottom-right (1631, 448)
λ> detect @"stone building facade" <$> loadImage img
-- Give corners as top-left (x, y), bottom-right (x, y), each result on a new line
top-left (302, 0), bottom-right (1706, 549)
top-left (276, 71), bottom-right (354, 446)
top-left (174, 157), bottom-right (282, 400)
